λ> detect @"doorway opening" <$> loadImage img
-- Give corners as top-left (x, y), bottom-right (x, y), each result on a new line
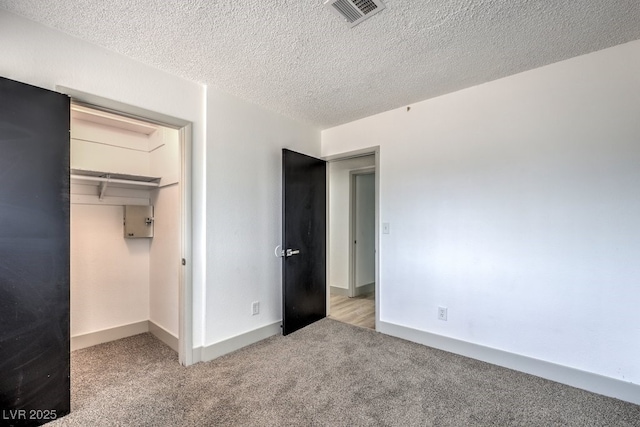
top-left (67, 101), bottom-right (190, 364)
top-left (327, 153), bottom-right (377, 329)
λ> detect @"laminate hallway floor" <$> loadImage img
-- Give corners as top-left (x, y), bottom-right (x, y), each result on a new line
top-left (329, 292), bottom-right (375, 329)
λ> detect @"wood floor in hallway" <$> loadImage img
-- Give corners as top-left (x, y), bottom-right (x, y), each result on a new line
top-left (329, 292), bottom-right (375, 329)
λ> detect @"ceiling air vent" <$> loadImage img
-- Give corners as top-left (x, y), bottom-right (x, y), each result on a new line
top-left (324, 0), bottom-right (386, 28)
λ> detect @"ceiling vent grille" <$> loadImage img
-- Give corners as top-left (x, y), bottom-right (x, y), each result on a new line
top-left (324, 0), bottom-right (386, 28)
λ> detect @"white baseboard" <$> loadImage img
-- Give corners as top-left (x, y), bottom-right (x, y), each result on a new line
top-left (355, 282), bottom-right (374, 296)
top-left (195, 321), bottom-right (281, 363)
top-left (330, 286), bottom-right (349, 296)
top-left (71, 321), bottom-right (149, 351)
top-left (378, 321), bottom-right (640, 406)
top-left (71, 320), bottom-right (179, 353)
top-left (192, 346), bottom-right (202, 364)
top-left (331, 284), bottom-right (374, 297)
top-left (149, 321), bottom-right (179, 352)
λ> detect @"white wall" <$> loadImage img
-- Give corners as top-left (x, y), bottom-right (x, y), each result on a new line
top-left (150, 127), bottom-right (181, 186)
top-left (71, 119), bottom-right (150, 176)
top-left (71, 117), bottom-right (181, 182)
top-left (329, 156), bottom-right (375, 290)
top-left (71, 205), bottom-right (149, 336)
top-left (205, 90), bottom-right (320, 345)
top-left (322, 40), bottom-right (640, 386)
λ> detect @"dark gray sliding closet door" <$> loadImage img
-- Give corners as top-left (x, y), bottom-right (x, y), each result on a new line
top-left (0, 76), bottom-right (70, 425)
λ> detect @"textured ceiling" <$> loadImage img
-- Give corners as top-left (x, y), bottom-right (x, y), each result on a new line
top-left (2, 1), bottom-right (640, 128)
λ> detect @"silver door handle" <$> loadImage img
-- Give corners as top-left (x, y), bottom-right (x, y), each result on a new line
top-left (286, 249), bottom-right (300, 257)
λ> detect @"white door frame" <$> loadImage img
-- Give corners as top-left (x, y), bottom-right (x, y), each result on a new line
top-left (349, 168), bottom-right (375, 298)
top-left (324, 146), bottom-right (380, 330)
top-left (57, 86), bottom-right (194, 366)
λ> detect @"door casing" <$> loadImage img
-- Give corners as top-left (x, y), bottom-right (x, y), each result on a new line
top-left (58, 87), bottom-right (194, 366)
top-left (349, 168), bottom-right (375, 298)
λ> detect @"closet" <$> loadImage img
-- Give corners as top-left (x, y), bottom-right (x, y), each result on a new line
top-left (69, 104), bottom-right (180, 353)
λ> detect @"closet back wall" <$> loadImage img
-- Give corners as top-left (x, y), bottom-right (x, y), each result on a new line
top-left (71, 204), bottom-right (150, 336)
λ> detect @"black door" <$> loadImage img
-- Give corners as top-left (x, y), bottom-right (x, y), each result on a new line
top-left (282, 149), bottom-right (326, 335)
top-left (0, 77), bottom-right (70, 425)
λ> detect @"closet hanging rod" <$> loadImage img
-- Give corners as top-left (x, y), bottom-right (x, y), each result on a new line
top-left (70, 174), bottom-right (160, 188)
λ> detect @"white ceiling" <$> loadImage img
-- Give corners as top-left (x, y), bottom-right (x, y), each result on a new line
top-left (2, 1), bottom-right (640, 129)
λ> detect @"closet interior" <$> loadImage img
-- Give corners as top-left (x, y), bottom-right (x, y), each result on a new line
top-left (69, 104), bottom-right (180, 353)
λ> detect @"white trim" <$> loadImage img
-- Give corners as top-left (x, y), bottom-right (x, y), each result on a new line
top-left (69, 174), bottom-right (160, 187)
top-left (330, 286), bottom-right (349, 296)
top-left (354, 282), bottom-right (375, 296)
top-left (71, 321), bottom-right (149, 351)
top-left (57, 87), bottom-right (190, 129)
top-left (196, 322), bottom-right (281, 363)
top-left (378, 321), bottom-right (640, 405)
top-left (374, 148), bottom-right (380, 331)
top-left (192, 346), bottom-right (203, 364)
top-left (349, 168), bottom-right (376, 297)
top-left (179, 124), bottom-right (194, 366)
top-left (349, 168), bottom-right (375, 297)
top-left (326, 161), bottom-right (331, 317)
top-left (71, 321), bottom-right (179, 353)
top-left (149, 321), bottom-right (179, 352)
top-left (324, 147), bottom-right (379, 162)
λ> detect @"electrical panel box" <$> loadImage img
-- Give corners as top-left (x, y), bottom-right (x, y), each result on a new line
top-left (124, 205), bottom-right (154, 238)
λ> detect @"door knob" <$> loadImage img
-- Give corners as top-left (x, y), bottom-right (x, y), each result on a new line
top-left (286, 249), bottom-right (300, 257)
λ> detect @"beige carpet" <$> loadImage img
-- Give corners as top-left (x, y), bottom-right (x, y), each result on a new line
top-left (52, 319), bottom-right (639, 426)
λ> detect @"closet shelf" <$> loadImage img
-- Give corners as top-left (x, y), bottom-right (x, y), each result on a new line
top-left (70, 169), bottom-right (160, 200)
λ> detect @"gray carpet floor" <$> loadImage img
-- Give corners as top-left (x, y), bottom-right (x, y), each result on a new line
top-left (52, 319), bottom-right (639, 426)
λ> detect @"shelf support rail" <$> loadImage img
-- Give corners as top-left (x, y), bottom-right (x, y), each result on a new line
top-left (70, 173), bottom-right (161, 201)
top-left (98, 174), bottom-right (110, 200)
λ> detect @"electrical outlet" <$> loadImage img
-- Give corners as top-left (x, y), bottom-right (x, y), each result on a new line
top-left (438, 306), bottom-right (448, 321)
top-left (252, 301), bottom-right (260, 316)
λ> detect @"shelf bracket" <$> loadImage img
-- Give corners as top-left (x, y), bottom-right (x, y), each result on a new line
top-left (98, 174), bottom-right (110, 200)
